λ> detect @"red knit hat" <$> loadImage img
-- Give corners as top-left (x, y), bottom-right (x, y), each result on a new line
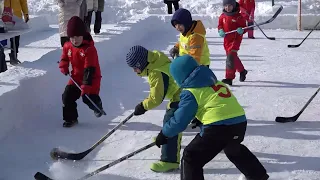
top-left (67, 16), bottom-right (87, 37)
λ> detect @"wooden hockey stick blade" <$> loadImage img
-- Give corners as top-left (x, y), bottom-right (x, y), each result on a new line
top-left (34, 172), bottom-right (53, 180)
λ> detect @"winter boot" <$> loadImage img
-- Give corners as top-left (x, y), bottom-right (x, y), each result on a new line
top-left (9, 53), bottom-right (20, 65)
top-left (239, 69), bottom-right (248, 82)
top-left (63, 119), bottom-right (78, 128)
top-left (222, 78), bottom-right (233, 86)
top-left (150, 161), bottom-right (179, 172)
top-left (238, 173), bottom-right (269, 180)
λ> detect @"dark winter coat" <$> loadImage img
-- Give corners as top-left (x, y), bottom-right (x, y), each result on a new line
top-left (217, 3), bottom-right (247, 52)
top-left (164, 0), bottom-right (180, 4)
top-left (59, 33), bottom-right (102, 95)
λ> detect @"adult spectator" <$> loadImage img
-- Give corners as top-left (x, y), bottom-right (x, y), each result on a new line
top-left (164, 0), bottom-right (179, 14)
top-left (84, 0), bottom-right (103, 34)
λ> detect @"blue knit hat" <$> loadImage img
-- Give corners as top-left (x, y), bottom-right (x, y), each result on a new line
top-left (126, 45), bottom-right (149, 71)
top-left (170, 55), bottom-right (199, 86)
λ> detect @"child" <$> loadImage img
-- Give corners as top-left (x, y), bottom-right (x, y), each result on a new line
top-left (164, 0), bottom-right (179, 14)
top-left (239, 0), bottom-right (255, 39)
top-left (170, 8), bottom-right (210, 67)
top-left (155, 54), bottom-right (269, 180)
top-left (59, 16), bottom-right (104, 128)
top-left (126, 45), bottom-right (182, 172)
top-left (218, 0), bottom-right (248, 85)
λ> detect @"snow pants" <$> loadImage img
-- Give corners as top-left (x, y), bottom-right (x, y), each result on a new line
top-left (225, 50), bottom-right (245, 80)
top-left (161, 103), bottom-right (182, 163)
top-left (85, 10), bottom-right (102, 34)
top-left (181, 120), bottom-right (268, 180)
top-left (62, 85), bottom-right (103, 122)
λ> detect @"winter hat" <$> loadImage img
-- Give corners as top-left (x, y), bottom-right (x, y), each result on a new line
top-left (126, 45), bottom-right (149, 71)
top-left (171, 8), bottom-right (193, 32)
top-left (170, 55), bottom-right (199, 87)
top-left (67, 16), bottom-right (87, 37)
top-left (223, 0), bottom-right (236, 7)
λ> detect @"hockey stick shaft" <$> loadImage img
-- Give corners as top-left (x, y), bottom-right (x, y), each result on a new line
top-left (295, 86), bottom-right (320, 118)
top-left (69, 75), bottom-right (106, 115)
top-left (225, 5), bottom-right (283, 35)
top-left (288, 19), bottom-right (320, 47)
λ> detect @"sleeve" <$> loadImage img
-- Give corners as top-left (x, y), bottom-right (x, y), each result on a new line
top-left (142, 71), bottom-right (168, 110)
top-left (188, 34), bottom-right (205, 64)
top-left (82, 47), bottom-right (98, 85)
top-left (162, 90), bottom-right (198, 138)
top-left (218, 15), bottom-right (224, 31)
top-left (58, 46), bottom-right (69, 69)
top-left (237, 15), bottom-right (248, 33)
top-left (175, 42), bottom-right (179, 48)
top-left (19, 0), bottom-right (29, 15)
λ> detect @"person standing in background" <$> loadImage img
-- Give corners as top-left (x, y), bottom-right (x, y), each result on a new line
top-left (164, 0), bottom-right (179, 14)
top-left (57, 0), bottom-right (87, 47)
top-left (85, 0), bottom-right (103, 34)
top-left (239, 0), bottom-right (255, 39)
top-left (4, 0), bottom-right (29, 65)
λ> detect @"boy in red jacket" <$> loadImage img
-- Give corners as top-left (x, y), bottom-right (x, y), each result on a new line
top-left (239, 0), bottom-right (255, 38)
top-left (218, 0), bottom-right (248, 86)
top-left (59, 16), bottom-right (104, 127)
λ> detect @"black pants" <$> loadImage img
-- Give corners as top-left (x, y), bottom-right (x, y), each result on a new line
top-left (181, 121), bottom-right (268, 180)
top-left (10, 35), bottom-right (20, 55)
top-left (62, 85), bottom-right (103, 122)
top-left (166, 2), bottom-right (179, 14)
top-left (60, 37), bottom-right (70, 47)
top-left (85, 10), bottom-right (102, 34)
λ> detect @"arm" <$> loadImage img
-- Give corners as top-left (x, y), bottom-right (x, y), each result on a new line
top-left (217, 15), bottom-right (224, 31)
top-left (58, 45), bottom-right (70, 69)
top-left (175, 42), bottom-right (179, 48)
top-left (82, 47), bottom-right (98, 85)
top-left (188, 34), bottom-right (205, 63)
top-left (162, 90), bottom-right (198, 138)
top-left (142, 71), bottom-right (169, 110)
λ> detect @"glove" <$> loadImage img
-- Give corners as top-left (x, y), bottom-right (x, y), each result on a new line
top-left (236, 28), bottom-right (244, 35)
top-left (218, 29), bottom-right (225, 37)
top-left (24, 14), bottom-right (29, 23)
top-left (81, 85), bottom-right (91, 96)
top-left (155, 131), bottom-right (168, 148)
top-left (169, 46), bottom-right (179, 59)
top-left (60, 68), bottom-right (69, 76)
top-left (134, 102), bottom-right (147, 116)
top-left (190, 118), bottom-right (202, 129)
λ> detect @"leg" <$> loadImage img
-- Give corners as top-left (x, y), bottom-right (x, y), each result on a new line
top-left (222, 51), bottom-right (236, 85)
top-left (85, 10), bottom-right (93, 32)
top-left (62, 85), bottom-right (81, 127)
top-left (173, 1), bottom-right (179, 11)
top-left (9, 36), bottom-right (20, 65)
top-left (82, 94), bottom-right (104, 117)
top-left (60, 36), bottom-right (70, 47)
top-left (166, 2), bottom-right (173, 14)
top-left (151, 108), bottom-right (181, 172)
top-left (94, 11), bottom-right (102, 34)
top-left (181, 125), bottom-right (231, 180)
top-left (230, 51), bottom-right (247, 82)
top-left (247, 21), bottom-right (254, 38)
top-left (223, 122), bottom-right (268, 180)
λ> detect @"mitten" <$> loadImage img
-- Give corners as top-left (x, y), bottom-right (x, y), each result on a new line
top-left (155, 131), bottom-right (168, 148)
top-left (236, 28), bottom-right (244, 35)
top-left (190, 118), bottom-right (202, 129)
top-left (81, 85), bottom-right (91, 96)
top-left (134, 102), bottom-right (147, 116)
top-left (60, 67), bottom-right (69, 76)
top-left (218, 29), bottom-right (225, 37)
top-left (169, 46), bottom-right (179, 59)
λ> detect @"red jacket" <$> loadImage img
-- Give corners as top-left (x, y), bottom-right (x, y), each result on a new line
top-left (239, 0), bottom-right (255, 20)
top-left (218, 3), bottom-right (247, 52)
top-left (59, 33), bottom-right (102, 95)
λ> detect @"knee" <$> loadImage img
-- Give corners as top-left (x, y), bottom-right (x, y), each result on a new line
top-left (224, 143), bottom-right (242, 156)
top-left (182, 147), bottom-right (195, 163)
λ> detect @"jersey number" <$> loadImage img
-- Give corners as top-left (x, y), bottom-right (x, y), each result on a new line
top-left (211, 84), bottom-right (231, 98)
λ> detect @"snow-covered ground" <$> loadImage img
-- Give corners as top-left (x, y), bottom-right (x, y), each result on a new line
top-left (0, 0), bottom-right (320, 179)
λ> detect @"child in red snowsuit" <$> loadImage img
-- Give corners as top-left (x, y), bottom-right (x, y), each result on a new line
top-left (239, 0), bottom-right (255, 38)
top-left (218, 0), bottom-right (248, 85)
top-left (59, 16), bottom-right (104, 127)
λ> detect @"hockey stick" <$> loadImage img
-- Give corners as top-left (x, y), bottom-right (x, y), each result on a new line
top-left (225, 5), bottom-right (283, 35)
top-left (275, 86), bottom-right (320, 123)
top-left (35, 142), bottom-right (156, 180)
top-left (50, 113), bottom-right (134, 160)
top-left (69, 75), bottom-right (106, 116)
top-left (287, 19), bottom-right (320, 48)
top-left (240, 7), bottom-right (276, 40)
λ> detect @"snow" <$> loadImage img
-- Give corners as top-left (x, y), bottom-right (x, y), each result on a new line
top-left (0, 0), bottom-right (320, 179)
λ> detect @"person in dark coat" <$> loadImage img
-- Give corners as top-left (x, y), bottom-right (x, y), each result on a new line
top-left (164, 0), bottom-right (179, 14)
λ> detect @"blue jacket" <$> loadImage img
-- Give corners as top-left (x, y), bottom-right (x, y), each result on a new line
top-left (162, 55), bottom-right (246, 138)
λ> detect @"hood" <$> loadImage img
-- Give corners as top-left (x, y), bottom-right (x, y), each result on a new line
top-left (186, 20), bottom-right (206, 37)
top-left (223, 2), bottom-right (240, 16)
top-left (171, 8), bottom-right (193, 34)
top-left (169, 55), bottom-right (217, 88)
top-left (138, 50), bottom-right (171, 77)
